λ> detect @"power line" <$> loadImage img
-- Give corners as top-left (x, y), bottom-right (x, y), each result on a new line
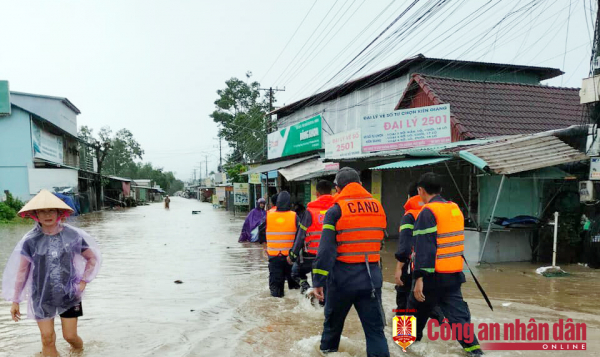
top-left (260, 0), bottom-right (319, 83)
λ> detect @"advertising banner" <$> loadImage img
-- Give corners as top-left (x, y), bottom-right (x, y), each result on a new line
top-left (248, 173), bottom-right (261, 184)
top-left (325, 129), bottom-right (362, 159)
top-left (590, 157), bottom-right (600, 180)
top-left (234, 183), bottom-right (250, 206)
top-left (268, 115), bottom-right (322, 159)
top-left (31, 121), bottom-right (64, 163)
top-left (361, 104), bottom-right (451, 153)
top-left (216, 187), bottom-right (226, 201)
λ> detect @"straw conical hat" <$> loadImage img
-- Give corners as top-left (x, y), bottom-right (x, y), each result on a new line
top-left (18, 189), bottom-right (74, 218)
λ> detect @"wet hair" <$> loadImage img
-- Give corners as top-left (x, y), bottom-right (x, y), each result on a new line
top-left (417, 173), bottom-right (442, 195)
top-left (316, 180), bottom-right (334, 195)
top-left (270, 194), bottom-right (278, 206)
top-left (407, 182), bottom-right (418, 197)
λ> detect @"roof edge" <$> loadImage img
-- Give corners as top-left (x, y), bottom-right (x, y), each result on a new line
top-left (11, 91), bottom-right (81, 114)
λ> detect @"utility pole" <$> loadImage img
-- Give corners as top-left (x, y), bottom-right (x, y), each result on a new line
top-left (205, 155), bottom-right (208, 177)
top-left (259, 86), bottom-right (285, 158)
top-left (219, 135), bottom-right (222, 171)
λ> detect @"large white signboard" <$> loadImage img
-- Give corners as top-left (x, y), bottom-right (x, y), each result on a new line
top-left (234, 183), bottom-right (250, 206)
top-left (29, 168), bottom-right (77, 195)
top-left (31, 121), bottom-right (64, 163)
top-left (361, 104), bottom-right (451, 153)
top-left (325, 129), bottom-right (362, 159)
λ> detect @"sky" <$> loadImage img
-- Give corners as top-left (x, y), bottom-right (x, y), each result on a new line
top-left (0, 0), bottom-right (595, 181)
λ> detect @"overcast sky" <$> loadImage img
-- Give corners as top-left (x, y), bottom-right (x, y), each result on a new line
top-left (0, 0), bottom-right (594, 181)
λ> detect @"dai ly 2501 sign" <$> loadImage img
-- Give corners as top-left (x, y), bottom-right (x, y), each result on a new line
top-left (361, 104), bottom-right (451, 153)
top-left (268, 115), bottom-right (322, 159)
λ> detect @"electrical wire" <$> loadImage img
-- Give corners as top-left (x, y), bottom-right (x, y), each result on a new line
top-left (260, 0), bottom-right (318, 83)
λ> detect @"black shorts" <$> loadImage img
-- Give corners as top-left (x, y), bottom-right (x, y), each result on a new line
top-left (59, 302), bottom-right (83, 319)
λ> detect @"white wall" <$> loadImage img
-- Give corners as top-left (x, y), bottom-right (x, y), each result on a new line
top-left (28, 168), bottom-right (78, 195)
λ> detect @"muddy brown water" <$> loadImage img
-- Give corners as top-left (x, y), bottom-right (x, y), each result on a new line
top-left (0, 197), bottom-right (599, 356)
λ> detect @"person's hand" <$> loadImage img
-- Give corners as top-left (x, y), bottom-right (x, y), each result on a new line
top-left (314, 287), bottom-right (325, 302)
top-left (286, 256), bottom-right (293, 265)
top-left (395, 262), bottom-right (404, 286)
top-left (78, 281), bottom-right (87, 293)
top-left (413, 277), bottom-right (425, 302)
top-left (10, 302), bottom-right (20, 322)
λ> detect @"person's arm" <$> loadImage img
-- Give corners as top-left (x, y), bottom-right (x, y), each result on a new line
top-left (257, 221), bottom-right (267, 244)
top-left (12, 256), bottom-right (30, 302)
top-left (395, 214), bottom-right (415, 285)
top-left (412, 208), bottom-right (438, 302)
top-left (312, 205), bottom-right (341, 300)
top-left (10, 255), bottom-right (31, 322)
top-left (289, 212), bottom-right (311, 262)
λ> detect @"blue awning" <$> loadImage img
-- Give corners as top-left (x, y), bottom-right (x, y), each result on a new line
top-left (369, 157), bottom-right (451, 170)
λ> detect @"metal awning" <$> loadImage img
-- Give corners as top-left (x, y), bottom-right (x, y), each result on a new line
top-left (241, 155), bottom-right (319, 175)
top-left (291, 169), bottom-right (339, 182)
top-left (458, 135), bottom-right (588, 175)
top-left (326, 139), bottom-right (492, 162)
top-left (369, 157), bottom-right (451, 170)
top-left (279, 159), bottom-right (340, 181)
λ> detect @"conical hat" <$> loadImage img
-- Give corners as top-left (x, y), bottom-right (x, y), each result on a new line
top-left (18, 189), bottom-right (74, 218)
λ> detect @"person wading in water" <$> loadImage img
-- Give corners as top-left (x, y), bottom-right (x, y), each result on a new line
top-left (2, 189), bottom-right (102, 357)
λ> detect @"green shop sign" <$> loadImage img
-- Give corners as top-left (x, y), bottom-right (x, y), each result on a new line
top-left (267, 115), bottom-right (322, 159)
top-left (0, 81), bottom-right (10, 116)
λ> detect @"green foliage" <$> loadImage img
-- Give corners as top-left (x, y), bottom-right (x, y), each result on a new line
top-left (0, 202), bottom-right (16, 222)
top-left (78, 125), bottom-right (184, 195)
top-left (225, 163), bottom-right (248, 183)
top-left (120, 162), bottom-right (184, 195)
top-left (210, 72), bottom-right (272, 164)
top-left (103, 129), bottom-right (145, 176)
top-left (4, 192), bottom-right (24, 212)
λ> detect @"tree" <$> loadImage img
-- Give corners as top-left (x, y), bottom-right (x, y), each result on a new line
top-left (210, 72), bottom-right (271, 164)
top-left (225, 163), bottom-right (248, 183)
top-left (78, 126), bottom-right (144, 205)
top-left (104, 129), bottom-right (144, 176)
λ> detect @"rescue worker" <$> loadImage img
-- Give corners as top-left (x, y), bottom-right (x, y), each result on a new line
top-left (313, 167), bottom-right (389, 357)
top-left (264, 191), bottom-right (300, 297)
top-left (268, 194), bottom-right (278, 212)
top-left (288, 180), bottom-right (335, 294)
top-left (409, 173), bottom-right (484, 355)
top-left (394, 182), bottom-right (422, 313)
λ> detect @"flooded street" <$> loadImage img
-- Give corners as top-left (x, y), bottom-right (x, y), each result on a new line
top-left (1, 197), bottom-right (600, 357)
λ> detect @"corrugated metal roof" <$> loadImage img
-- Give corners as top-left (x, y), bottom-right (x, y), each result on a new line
top-left (290, 169), bottom-right (339, 182)
top-left (271, 55), bottom-right (562, 118)
top-left (326, 139), bottom-right (491, 162)
top-left (458, 134), bottom-right (588, 175)
top-left (370, 157), bottom-right (451, 170)
top-left (241, 155), bottom-right (319, 175)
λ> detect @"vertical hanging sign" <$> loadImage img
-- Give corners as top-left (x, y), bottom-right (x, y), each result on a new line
top-left (0, 81), bottom-right (10, 116)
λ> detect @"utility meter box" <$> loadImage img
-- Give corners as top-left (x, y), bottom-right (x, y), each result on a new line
top-left (580, 181), bottom-right (595, 202)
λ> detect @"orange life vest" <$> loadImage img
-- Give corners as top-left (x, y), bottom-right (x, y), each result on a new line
top-left (304, 194), bottom-right (335, 255)
top-left (268, 206), bottom-right (277, 213)
top-left (333, 182), bottom-right (387, 263)
top-left (401, 195), bottom-right (424, 271)
top-left (266, 211), bottom-right (296, 257)
top-left (423, 201), bottom-right (465, 273)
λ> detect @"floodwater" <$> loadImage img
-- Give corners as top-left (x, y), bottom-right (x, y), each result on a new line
top-left (0, 197), bottom-right (599, 357)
